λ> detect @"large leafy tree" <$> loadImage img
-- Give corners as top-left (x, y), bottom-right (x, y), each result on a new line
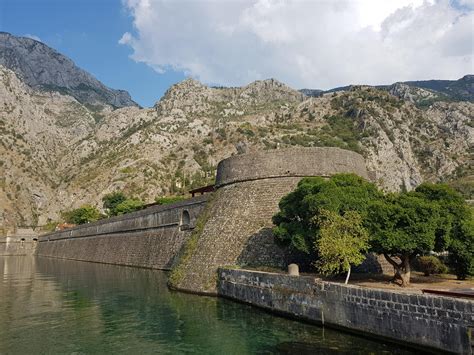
top-left (272, 174), bottom-right (381, 260)
top-left (314, 210), bottom-right (369, 284)
top-left (414, 183), bottom-right (473, 279)
top-left (366, 193), bottom-right (440, 286)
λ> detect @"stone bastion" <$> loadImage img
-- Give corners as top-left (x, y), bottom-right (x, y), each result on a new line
top-left (215, 146), bottom-right (369, 187)
top-left (170, 147), bottom-right (369, 295)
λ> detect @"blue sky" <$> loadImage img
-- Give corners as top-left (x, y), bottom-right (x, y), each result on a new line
top-left (0, 0), bottom-right (185, 107)
top-left (0, 0), bottom-right (472, 107)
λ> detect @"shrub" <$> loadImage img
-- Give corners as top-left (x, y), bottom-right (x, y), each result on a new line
top-left (61, 205), bottom-right (102, 225)
top-left (102, 191), bottom-right (127, 216)
top-left (155, 196), bottom-right (187, 205)
top-left (114, 199), bottom-right (144, 215)
top-left (417, 256), bottom-right (448, 276)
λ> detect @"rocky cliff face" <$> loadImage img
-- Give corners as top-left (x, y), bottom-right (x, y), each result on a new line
top-left (0, 63), bottom-right (472, 232)
top-left (0, 32), bottom-right (138, 109)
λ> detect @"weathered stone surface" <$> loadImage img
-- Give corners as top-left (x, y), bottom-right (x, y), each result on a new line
top-left (215, 147), bottom-right (369, 187)
top-left (36, 196), bottom-right (207, 270)
top-left (288, 263), bottom-right (299, 276)
top-left (218, 268), bottom-right (474, 354)
top-left (171, 147), bottom-right (369, 295)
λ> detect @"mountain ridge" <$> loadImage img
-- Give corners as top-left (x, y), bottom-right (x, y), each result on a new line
top-left (0, 32), bottom-right (138, 109)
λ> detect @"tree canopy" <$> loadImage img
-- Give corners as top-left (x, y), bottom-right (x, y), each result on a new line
top-left (102, 192), bottom-right (144, 216)
top-left (102, 192), bottom-right (127, 216)
top-left (273, 174), bottom-right (381, 257)
top-left (61, 205), bottom-right (102, 225)
top-left (114, 199), bottom-right (144, 215)
top-left (273, 174), bottom-right (473, 286)
top-left (314, 210), bottom-right (369, 284)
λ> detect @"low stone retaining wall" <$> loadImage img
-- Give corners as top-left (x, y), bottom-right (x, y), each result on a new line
top-left (36, 196), bottom-right (208, 270)
top-left (218, 268), bottom-right (474, 354)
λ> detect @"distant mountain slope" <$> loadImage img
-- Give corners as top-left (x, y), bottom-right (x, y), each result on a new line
top-left (403, 75), bottom-right (474, 102)
top-left (300, 75), bottom-right (474, 103)
top-left (0, 32), bottom-right (138, 109)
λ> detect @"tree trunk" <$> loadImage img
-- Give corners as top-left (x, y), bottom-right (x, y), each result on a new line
top-left (345, 265), bottom-right (351, 284)
top-left (383, 253), bottom-right (411, 287)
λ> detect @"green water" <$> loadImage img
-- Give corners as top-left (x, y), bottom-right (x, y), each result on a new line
top-left (0, 257), bottom-right (421, 354)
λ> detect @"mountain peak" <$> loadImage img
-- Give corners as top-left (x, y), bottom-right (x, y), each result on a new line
top-left (0, 32), bottom-right (138, 109)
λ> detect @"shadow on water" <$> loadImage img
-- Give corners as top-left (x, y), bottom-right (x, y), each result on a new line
top-left (0, 256), bottom-right (422, 354)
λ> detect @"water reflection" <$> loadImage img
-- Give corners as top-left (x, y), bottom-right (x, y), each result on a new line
top-left (0, 257), bottom-right (420, 354)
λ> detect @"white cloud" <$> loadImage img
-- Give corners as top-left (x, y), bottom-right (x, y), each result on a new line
top-left (24, 34), bottom-right (42, 42)
top-left (120, 0), bottom-right (474, 89)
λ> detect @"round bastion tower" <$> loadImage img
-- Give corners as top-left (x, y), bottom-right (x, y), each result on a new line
top-left (170, 147), bottom-right (369, 295)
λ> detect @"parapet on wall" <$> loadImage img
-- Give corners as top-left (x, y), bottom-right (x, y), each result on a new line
top-left (171, 147), bottom-right (370, 295)
top-left (36, 195), bottom-right (208, 270)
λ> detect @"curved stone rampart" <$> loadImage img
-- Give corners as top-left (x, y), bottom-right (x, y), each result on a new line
top-left (171, 147), bottom-right (369, 295)
top-left (215, 147), bottom-right (368, 187)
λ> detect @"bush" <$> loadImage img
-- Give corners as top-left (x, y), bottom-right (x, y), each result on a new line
top-left (61, 205), bottom-right (102, 225)
top-left (114, 199), bottom-right (144, 215)
top-left (102, 191), bottom-right (127, 216)
top-left (417, 256), bottom-right (448, 276)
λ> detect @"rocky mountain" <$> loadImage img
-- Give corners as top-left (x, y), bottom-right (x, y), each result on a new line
top-left (403, 75), bottom-right (474, 102)
top-left (303, 75), bottom-right (474, 104)
top-left (0, 61), bottom-right (472, 233)
top-left (0, 32), bottom-right (138, 109)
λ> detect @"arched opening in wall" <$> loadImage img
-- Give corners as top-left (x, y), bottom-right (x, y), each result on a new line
top-left (180, 210), bottom-right (190, 231)
top-left (33, 238), bottom-right (38, 242)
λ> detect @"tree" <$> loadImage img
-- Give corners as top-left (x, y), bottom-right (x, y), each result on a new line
top-left (272, 174), bottom-right (381, 261)
top-left (314, 210), bottom-right (369, 284)
top-left (114, 199), bottom-right (144, 215)
top-left (102, 192), bottom-right (127, 216)
top-left (414, 183), bottom-right (473, 279)
top-left (366, 193), bottom-right (440, 287)
top-left (61, 205), bottom-right (102, 225)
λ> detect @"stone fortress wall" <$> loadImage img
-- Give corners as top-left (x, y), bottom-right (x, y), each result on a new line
top-left (218, 268), bottom-right (474, 354)
top-left (0, 228), bottom-right (38, 256)
top-left (171, 147), bottom-right (370, 294)
top-left (36, 195), bottom-right (208, 270)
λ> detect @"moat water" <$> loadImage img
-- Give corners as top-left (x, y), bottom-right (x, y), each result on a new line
top-left (0, 256), bottom-right (421, 354)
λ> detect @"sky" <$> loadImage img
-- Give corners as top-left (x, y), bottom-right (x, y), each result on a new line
top-left (0, 0), bottom-right (473, 107)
